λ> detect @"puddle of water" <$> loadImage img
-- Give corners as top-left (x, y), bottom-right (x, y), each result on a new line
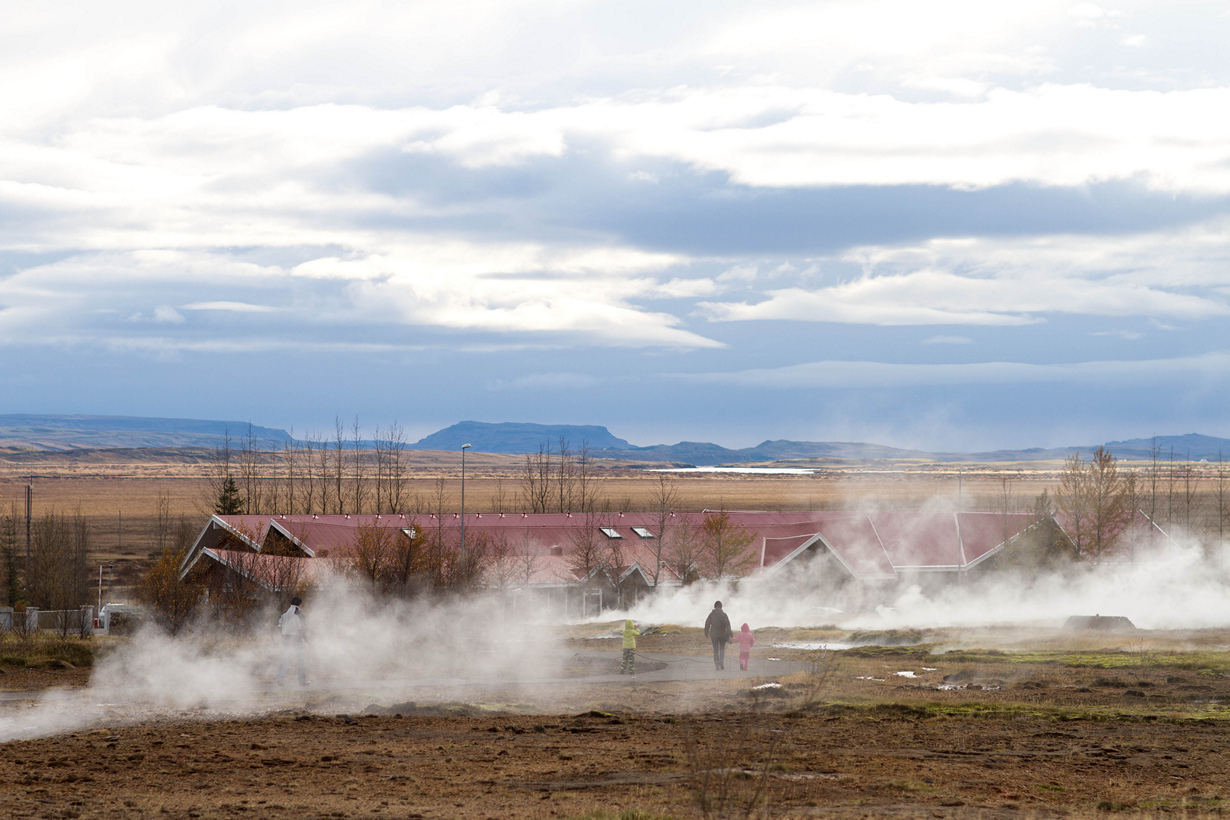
top-left (895, 671), bottom-right (918, 678)
top-left (772, 642), bottom-right (856, 651)
top-left (752, 682), bottom-right (782, 690)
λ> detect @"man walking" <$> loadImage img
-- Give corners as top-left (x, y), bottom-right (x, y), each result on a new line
top-left (276, 596), bottom-right (308, 687)
top-left (704, 600), bottom-right (732, 671)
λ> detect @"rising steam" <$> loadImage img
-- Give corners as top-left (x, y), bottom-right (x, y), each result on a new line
top-left (0, 569), bottom-right (563, 743)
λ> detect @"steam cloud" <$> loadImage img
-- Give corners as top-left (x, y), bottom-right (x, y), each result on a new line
top-left (618, 535), bottom-right (1230, 632)
top-left (3, 532), bottom-right (1227, 743)
top-left (0, 571), bottom-right (564, 743)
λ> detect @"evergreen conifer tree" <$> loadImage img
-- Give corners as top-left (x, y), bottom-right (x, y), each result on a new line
top-left (215, 475), bottom-right (244, 515)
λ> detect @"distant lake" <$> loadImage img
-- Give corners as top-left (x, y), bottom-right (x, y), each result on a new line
top-left (647, 466), bottom-right (815, 475)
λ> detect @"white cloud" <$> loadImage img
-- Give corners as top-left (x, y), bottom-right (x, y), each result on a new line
top-left (183, 302), bottom-right (278, 313)
top-left (153, 305), bottom-right (184, 324)
top-left (696, 223), bottom-right (1230, 327)
top-left (682, 351), bottom-right (1230, 390)
top-left (922, 335), bottom-right (974, 345)
top-left (700, 263), bottom-right (1229, 326)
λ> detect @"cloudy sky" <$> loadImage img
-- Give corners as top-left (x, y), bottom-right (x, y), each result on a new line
top-left (1, 1), bottom-right (1228, 451)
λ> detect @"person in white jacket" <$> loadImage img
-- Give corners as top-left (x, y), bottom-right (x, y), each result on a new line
top-left (276, 596), bottom-right (308, 687)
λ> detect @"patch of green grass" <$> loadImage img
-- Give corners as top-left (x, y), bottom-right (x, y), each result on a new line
top-left (804, 699), bottom-right (1230, 723)
top-left (841, 645), bottom-right (936, 659)
top-left (0, 636), bottom-right (97, 669)
top-left (937, 647), bottom-right (1230, 674)
top-left (563, 812), bottom-right (677, 820)
top-left (845, 629), bottom-right (926, 646)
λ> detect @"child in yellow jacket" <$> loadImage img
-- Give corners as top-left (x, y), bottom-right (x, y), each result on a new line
top-left (620, 619), bottom-right (641, 676)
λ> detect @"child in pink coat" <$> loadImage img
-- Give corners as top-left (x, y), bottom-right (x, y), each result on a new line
top-left (734, 623), bottom-right (755, 671)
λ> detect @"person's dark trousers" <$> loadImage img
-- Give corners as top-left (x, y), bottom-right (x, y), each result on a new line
top-left (711, 637), bottom-right (726, 670)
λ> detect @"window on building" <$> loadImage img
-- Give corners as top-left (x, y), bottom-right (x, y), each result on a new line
top-left (599, 527), bottom-right (623, 539)
top-left (631, 526), bottom-right (655, 539)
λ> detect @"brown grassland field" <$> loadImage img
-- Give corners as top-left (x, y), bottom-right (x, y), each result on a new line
top-left (3, 451), bottom-right (1230, 819)
top-left (0, 448), bottom-right (1074, 592)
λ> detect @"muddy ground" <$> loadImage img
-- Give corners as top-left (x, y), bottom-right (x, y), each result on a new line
top-left (3, 627), bottom-right (1230, 819)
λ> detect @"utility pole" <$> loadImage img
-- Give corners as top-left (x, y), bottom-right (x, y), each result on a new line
top-left (460, 443), bottom-right (471, 578)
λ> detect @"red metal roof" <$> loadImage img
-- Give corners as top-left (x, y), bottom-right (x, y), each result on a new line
top-left (187, 509), bottom-right (1040, 585)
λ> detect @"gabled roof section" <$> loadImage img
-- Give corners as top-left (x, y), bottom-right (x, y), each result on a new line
top-left (817, 515), bottom-right (897, 580)
top-left (957, 512), bottom-right (1037, 568)
top-left (872, 512), bottom-right (962, 570)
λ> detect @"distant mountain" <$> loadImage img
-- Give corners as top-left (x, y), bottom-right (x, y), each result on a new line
top-left (0, 414), bottom-right (291, 451)
top-left (1100, 434), bottom-right (1230, 461)
top-left (2, 415), bottom-right (1226, 467)
top-left (410, 421), bottom-right (633, 454)
top-left (595, 434), bottom-right (1230, 466)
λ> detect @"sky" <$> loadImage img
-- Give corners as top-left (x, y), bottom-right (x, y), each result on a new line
top-left (1, 1), bottom-right (1228, 452)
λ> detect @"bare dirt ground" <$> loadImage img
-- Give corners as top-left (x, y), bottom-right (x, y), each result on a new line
top-left (3, 626), bottom-right (1230, 819)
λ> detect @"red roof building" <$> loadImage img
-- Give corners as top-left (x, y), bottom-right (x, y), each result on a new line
top-left (181, 509), bottom-right (1050, 614)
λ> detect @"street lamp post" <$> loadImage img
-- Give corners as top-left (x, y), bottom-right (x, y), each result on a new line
top-left (460, 443), bottom-right (472, 576)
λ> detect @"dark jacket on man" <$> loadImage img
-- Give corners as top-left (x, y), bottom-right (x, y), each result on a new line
top-left (704, 606), bottom-right (732, 643)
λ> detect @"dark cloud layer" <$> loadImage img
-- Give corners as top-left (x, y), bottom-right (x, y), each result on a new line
top-left (344, 147), bottom-right (1230, 255)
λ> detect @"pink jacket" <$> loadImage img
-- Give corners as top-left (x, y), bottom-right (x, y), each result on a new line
top-left (734, 624), bottom-right (755, 652)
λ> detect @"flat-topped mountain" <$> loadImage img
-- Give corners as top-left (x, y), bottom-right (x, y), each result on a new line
top-left (411, 421), bottom-right (632, 453)
top-left (1, 415), bottom-right (1226, 466)
top-left (0, 414), bottom-right (290, 451)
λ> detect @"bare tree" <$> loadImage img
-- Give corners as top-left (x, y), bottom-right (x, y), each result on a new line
top-left (0, 502), bottom-right (22, 607)
top-left (333, 415), bottom-right (346, 514)
top-left (1057, 452), bottom-right (1091, 558)
top-left (1179, 452), bottom-right (1199, 532)
top-left (239, 423), bottom-right (264, 514)
top-left (521, 443), bottom-right (552, 513)
top-left (315, 432), bottom-right (332, 514)
top-left (1167, 446), bottom-right (1177, 526)
top-left (513, 530), bottom-right (542, 586)
top-left (648, 473), bottom-right (680, 587)
top-left (567, 510), bottom-right (606, 583)
top-left (138, 542), bottom-right (204, 635)
top-left (280, 431), bottom-right (298, 515)
top-left (1146, 437), bottom-right (1163, 526)
top-left (149, 486), bottom-right (172, 555)
top-left (699, 509), bottom-right (757, 579)
top-left (351, 416), bottom-right (368, 515)
top-left (1058, 448), bottom-right (1135, 561)
top-left (202, 427), bottom-right (235, 515)
top-left (386, 421), bottom-right (410, 513)
top-left (574, 441), bottom-right (601, 514)
top-left (555, 437), bottom-right (575, 513)
top-left (28, 510), bottom-right (92, 634)
top-left (1214, 452), bottom-right (1229, 547)
top-left (664, 518), bottom-right (704, 585)
top-left (1086, 447), bottom-right (1135, 561)
top-left (385, 520), bottom-right (429, 595)
top-left (341, 521), bottom-right (397, 593)
top-left (492, 477), bottom-right (509, 514)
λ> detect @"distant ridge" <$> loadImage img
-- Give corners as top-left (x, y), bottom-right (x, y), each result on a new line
top-left (0, 414), bottom-right (291, 451)
top-left (1, 415), bottom-right (1226, 467)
